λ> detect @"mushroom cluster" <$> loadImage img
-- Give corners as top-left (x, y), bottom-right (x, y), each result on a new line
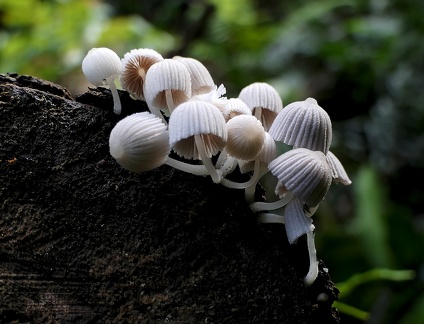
top-left (82, 46), bottom-right (352, 286)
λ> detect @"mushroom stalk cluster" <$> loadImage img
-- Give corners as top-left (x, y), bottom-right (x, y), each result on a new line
top-left (82, 46), bottom-right (352, 287)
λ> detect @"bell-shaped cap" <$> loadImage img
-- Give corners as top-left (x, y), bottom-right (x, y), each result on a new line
top-left (120, 48), bottom-right (164, 100)
top-left (144, 58), bottom-right (192, 112)
top-left (226, 115), bottom-right (265, 161)
top-left (269, 97), bottom-right (332, 154)
top-left (82, 47), bottom-right (122, 86)
top-left (109, 112), bottom-right (170, 172)
top-left (173, 56), bottom-right (215, 96)
top-left (268, 148), bottom-right (332, 207)
top-left (238, 82), bottom-right (283, 130)
top-left (168, 100), bottom-right (227, 159)
top-left (326, 150), bottom-right (352, 185)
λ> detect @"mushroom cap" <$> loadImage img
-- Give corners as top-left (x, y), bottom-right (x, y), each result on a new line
top-left (109, 112), bottom-right (170, 173)
top-left (168, 100), bottom-right (227, 159)
top-left (144, 58), bottom-right (192, 111)
top-left (269, 97), bottom-right (332, 154)
top-left (173, 56), bottom-right (215, 96)
top-left (326, 150), bottom-right (352, 185)
top-left (226, 115), bottom-right (265, 161)
top-left (224, 98), bottom-right (252, 121)
top-left (238, 82), bottom-right (283, 130)
top-left (82, 47), bottom-right (122, 86)
top-left (239, 131), bottom-right (277, 173)
top-left (268, 148), bottom-right (332, 207)
top-left (120, 48), bottom-right (164, 100)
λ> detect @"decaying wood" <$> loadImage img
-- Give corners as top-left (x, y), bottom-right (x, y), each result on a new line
top-left (0, 73), bottom-right (340, 323)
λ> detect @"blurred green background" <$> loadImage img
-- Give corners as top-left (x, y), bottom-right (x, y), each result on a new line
top-left (1, 0), bottom-right (423, 322)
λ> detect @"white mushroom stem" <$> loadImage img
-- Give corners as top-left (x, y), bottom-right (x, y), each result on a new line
top-left (220, 158), bottom-right (261, 189)
top-left (254, 106), bottom-right (262, 122)
top-left (105, 76), bottom-right (122, 115)
top-left (249, 192), bottom-right (294, 213)
top-left (244, 162), bottom-right (271, 203)
top-left (257, 211), bottom-right (285, 224)
top-left (304, 227), bottom-right (319, 286)
top-left (215, 149), bottom-right (228, 168)
top-left (165, 89), bottom-right (176, 112)
top-left (194, 134), bottom-right (222, 183)
top-left (165, 156), bottom-right (210, 176)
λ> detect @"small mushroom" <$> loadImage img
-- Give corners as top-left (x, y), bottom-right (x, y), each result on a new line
top-left (173, 56), bottom-right (215, 96)
top-left (120, 48), bottom-right (164, 100)
top-left (109, 112), bottom-right (170, 172)
top-left (238, 82), bottom-right (283, 131)
top-left (225, 115), bottom-right (265, 161)
top-left (219, 115), bottom-right (266, 189)
top-left (251, 148), bottom-right (332, 286)
top-left (268, 148), bottom-right (332, 208)
top-left (269, 97), bottom-right (332, 154)
top-left (82, 47), bottom-right (123, 115)
top-left (168, 100), bottom-right (227, 183)
top-left (144, 58), bottom-right (192, 115)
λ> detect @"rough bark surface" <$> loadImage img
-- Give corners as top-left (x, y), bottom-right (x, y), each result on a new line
top-left (0, 73), bottom-right (340, 323)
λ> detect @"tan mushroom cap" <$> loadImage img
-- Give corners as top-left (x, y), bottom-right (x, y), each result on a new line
top-left (239, 131), bottom-right (277, 173)
top-left (269, 97), bottom-right (332, 154)
top-left (238, 82), bottom-right (283, 131)
top-left (268, 148), bottom-right (332, 207)
top-left (144, 58), bottom-right (192, 112)
top-left (120, 48), bottom-right (164, 100)
top-left (109, 112), bottom-right (170, 173)
top-left (226, 115), bottom-right (265, 161)
top-left (168, 100), bottom-right (227, 159)
top-left (173, 56), bottom-right (215, 96)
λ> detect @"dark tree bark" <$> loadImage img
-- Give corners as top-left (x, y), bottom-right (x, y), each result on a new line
top-left (0, 73), bottom-right (340, 323)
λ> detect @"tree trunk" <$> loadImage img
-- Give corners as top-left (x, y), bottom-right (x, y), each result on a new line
top-left (0, 73), bottom-right (340, 323)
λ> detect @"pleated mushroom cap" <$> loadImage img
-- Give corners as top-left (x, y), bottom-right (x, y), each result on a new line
top-left (326, 150), bottom-right (352, 185)
top-left (168, 100), bottom-right (227, 159)
top-left (144, 58), bottom-right (192, 112)
top-left (109, 112), bottom-right (170, 173)
top-left (226, 115), bottom-right (265, 161)
top-left (82, 47), bottom-right (122, 86)
top-left (120, 48), bottom-right (164, 100)
top-left (173, 56), bottom-right (215, 96)
top-left (269, 97), bottom-right (332, 154)
top-left (268, 148), bottom-right (332, 207)
top-left (238, 82), bottom-right (283, 130)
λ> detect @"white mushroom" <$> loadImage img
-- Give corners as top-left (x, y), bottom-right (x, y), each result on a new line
top-left (269, 97), bottom-right (332, 154)
top-left (82, 47), bottom-right (123, 115)
top-left (238, 82), bottom-right (283, 131)
top-left (144, 58), bottom-right (192, 115)
top-left (120, 48), bottom-right (164, 100)
top-left (168, 100), bottom-right (227, 183)
top-left (109, 112), bottom-right (170, 172)
top-left (173, 56), bottom-right (215, 96)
